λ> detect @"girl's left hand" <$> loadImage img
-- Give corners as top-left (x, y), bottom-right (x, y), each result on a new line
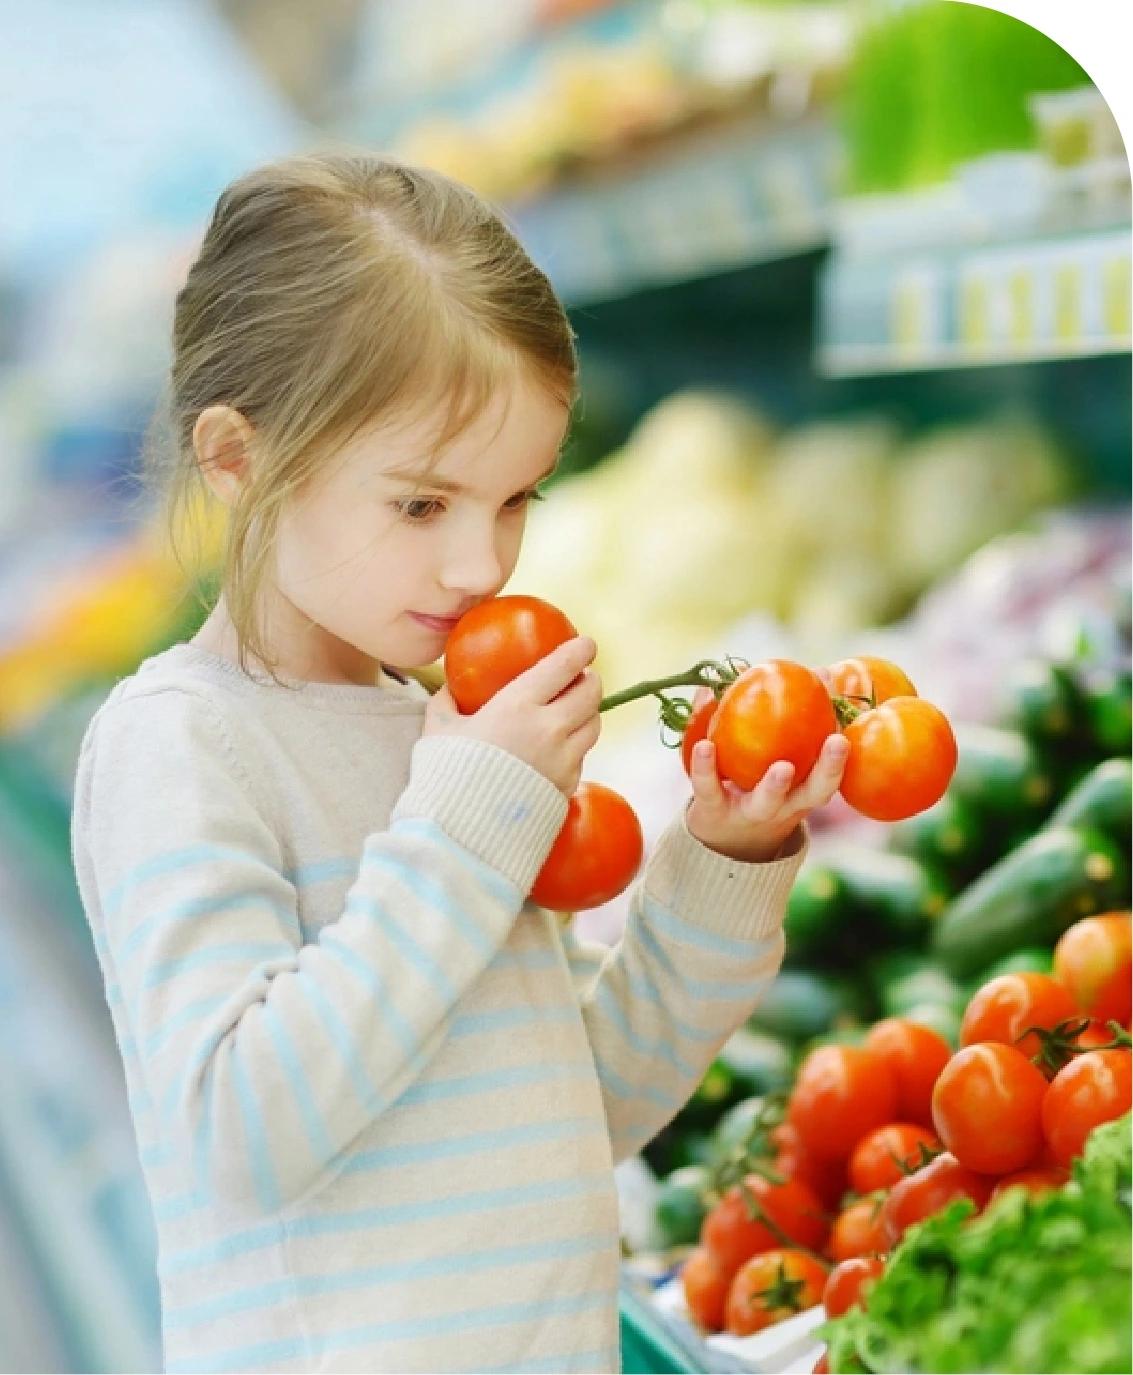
top-left (685, 689), bottom-right (850, 864)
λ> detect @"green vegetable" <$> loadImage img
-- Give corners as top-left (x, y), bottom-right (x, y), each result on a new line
top-left (654, 1165), bottom-right (709, 1248)
top-left (1002, 658), bottom-right (1083, 745)
top-left (1079, 668), bottom-right (1133, 756)
top-left (824, 846), bottom-right (951, 950)
top-left (868, 951), bottom-right (968, 1021)
top-left (748, 969), bottom-right (871, 1043)
top-left (1045, 758), bottom-right (1132, 846)
top-left (932, 825), bottom-right (1130, 979)
top-left (824, 1114), bottom-right (1132, 1374)
top-left (784, 865), bottom-right (854, 965)
top-left (714, 1028), bottom-right (793, 1098)
top-left (975, 945), bottom-right (1055, 985)
top-left (888, 792), bottom-right (991, 889)
top-left (951, 723), bottom-right (1056, 824)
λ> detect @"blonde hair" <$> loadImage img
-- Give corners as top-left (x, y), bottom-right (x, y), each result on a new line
top-left (143, 150), bottom-right (578, 683)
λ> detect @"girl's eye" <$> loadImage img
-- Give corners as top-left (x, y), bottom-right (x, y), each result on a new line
top-left (394, 498), bottom-right (446, 523)
top-left (504, 487), bottom-right (547, 511)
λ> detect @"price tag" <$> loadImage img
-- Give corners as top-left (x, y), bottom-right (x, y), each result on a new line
top-left (1102, 252), bottom-right (1131, 341)
top-left (1053, 262), bottom-right (1083, 343)
top-left (892, 265), bottom-right (941, 359)
top-left (1007, 267), bottom-right (1036, 348)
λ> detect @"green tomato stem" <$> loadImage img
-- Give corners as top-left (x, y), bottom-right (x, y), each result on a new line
top-left (598, 658), bottom-right (747, 713)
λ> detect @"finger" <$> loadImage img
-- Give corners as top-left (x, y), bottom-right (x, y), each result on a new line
top-left (790, 733), bottom-right (851, 809)
top-left (815, 665), bottom-right (834, 692)
top-left (501, 636), bottom-right (597, 706)
top-left (567, 712), bottom-right (602, 755)
top-left (688, 738), bottom-right (727, 808)
top-left (551, 666), bottom-right (603, 734)
top-left (692, 685), bottom-right (715, 710)
top-left (742, 760), bottom-right (796, 821)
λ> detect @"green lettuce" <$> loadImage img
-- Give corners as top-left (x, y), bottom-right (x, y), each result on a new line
top-left (824, 1114), bottom-right (1132, 1374)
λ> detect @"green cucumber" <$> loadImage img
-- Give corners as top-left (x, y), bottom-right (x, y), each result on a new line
top-left (1079, 668), bottom-right (1132, 756)
top-left (931, 825), bottom-right (1131, 978)
top-left (714, 1028), bottom-right (793, 1097)
top-left (889, 792), bottom-right (990, 888)
top-left (1001, 659), bottom-right (1083, 745)
top-left (784, 865), bottom-right (854, 965)
top-left (1045, 758), bottom-right (1132, 845)
top-left (951, 724), bottom-right (1057, 822)
top-left (822, 845), bottom-right (951, 947)
top-left (748, 969), bottom-right (871, 1042)
top-left (655, 1165), bottom-right (709, 1247)
top-left (867, 950), bottom-right (968, 1019)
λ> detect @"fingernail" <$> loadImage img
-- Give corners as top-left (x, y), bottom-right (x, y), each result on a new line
top-left (695, 741), bottom-right (713, 762)
top-left (830, 737), bottom-right (850, 757)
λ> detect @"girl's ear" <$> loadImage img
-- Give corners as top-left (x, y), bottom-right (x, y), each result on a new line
top-left (193, 405), bottom-right (255, 506)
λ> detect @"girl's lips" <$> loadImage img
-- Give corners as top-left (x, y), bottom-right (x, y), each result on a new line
top-left (408, 612), bottom-right (462, 633)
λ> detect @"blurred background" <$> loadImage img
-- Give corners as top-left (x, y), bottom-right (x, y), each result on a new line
top-left (0, 1), bottom-right (1128, 1370)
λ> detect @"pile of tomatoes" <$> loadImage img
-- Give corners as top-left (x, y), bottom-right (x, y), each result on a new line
top-left (679, 911), bottom-right (1131, 1350)
top-left (444, 596), bottom-right (958, 911)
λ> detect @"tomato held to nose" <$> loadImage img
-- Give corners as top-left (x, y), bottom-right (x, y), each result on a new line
top-left (445, 595), bottom-right (578, 714)
top-left (839, 697), bottom-right (958, 822)
top-left (530, 782), bottom-right (644, 911)
top-left (709, 660), bottom-right (837, 792)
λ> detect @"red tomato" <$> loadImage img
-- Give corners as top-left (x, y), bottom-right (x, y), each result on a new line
top-left (680, 694), bottom-right (718, 776)
top-left (848, 1123), bottom-right (942, 1195)
top-left (725, 1249), bottom-right (829, 1337)
top-left (813, 1356), bottom-right (830, 1375)
top-left (788, 1045), bottom-right (899, 1163)
top-left (839, 697), bottom-right (958, 822)
top-left (826, 656), bottom-right (917, 706)
top-left (864, 1019), bottom-right (953, 1129)
top-left (772, 1122), bottom-right (848, 1213)
top-left (828, 1197), bottom-right (889, 1262)
top-left (530, 782), bottom-right (643, 911)
top-left (701, 1172), bottom-right (829, 1278)
top-left (881, 1151), bottom-right (993, 1246)
top-left (708, 660), bottom-right (837, 791)
top-left (1042, 1047), bottom-right (1132, 1168)
top-left (822, 1256), bottom-right (886, 1318)
top-left (960, 972), bottom-right (1079, 1060)
top-left (444, 595), bottom-right (577, 714)
top-left (931, 1043), bottom-right (1048, 1175)
top-left (989, 1165), bottom-right (1069, 1203)
top-left (1053, 913), bottom-right (1132, 1026)
top-left (681, 1246), bottom-right (731, 1332)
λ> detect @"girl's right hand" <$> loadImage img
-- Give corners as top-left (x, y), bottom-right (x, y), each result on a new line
top-left (422, 636), bottom-right (602, 797)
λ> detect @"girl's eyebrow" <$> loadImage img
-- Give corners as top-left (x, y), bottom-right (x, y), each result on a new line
top-left (381, 456), bottom-right (560, 494)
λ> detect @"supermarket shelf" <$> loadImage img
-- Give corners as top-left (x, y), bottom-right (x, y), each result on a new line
top-left (817, 223), bottom-right (1132, 375)
top-left (511, 113), bottom-right (838, 306)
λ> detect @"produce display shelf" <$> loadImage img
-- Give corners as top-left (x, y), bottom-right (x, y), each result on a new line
top-left (817, 222), bottom-right (1132, 375)
top-left (511, 113), bottom-right (837, 306)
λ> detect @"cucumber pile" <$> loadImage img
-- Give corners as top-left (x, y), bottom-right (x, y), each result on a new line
top-left (644, 652), bottom-right (1130, 1238)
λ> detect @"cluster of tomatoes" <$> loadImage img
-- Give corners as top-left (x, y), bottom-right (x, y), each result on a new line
top-left (444, 597), bottom-right (958, 910)
top-left (680, 911), bottom-right (1132, 1354)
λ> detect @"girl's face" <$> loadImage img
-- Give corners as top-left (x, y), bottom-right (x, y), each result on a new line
top-left (267, 368), bottom-right (570, 684)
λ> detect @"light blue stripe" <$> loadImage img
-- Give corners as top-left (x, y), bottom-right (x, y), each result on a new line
top-left (592, 981), bottom-right (698, 1079)
top-left (302, 981), bottom-right (383, 1118)
top-left (480, 1345), bottom-right (619, 1374)
top-left (160, 1171), bottom-right (612, 1276)
top-left (623, 964), bottom-right (724, 1045)
top-left (105, 845), bottom-right (280, 919)
top-left (316, 931), bottom-right (418, 1058)
top-left (261, 1000), bottom-right (335, 1169)
top-left (152, 1187), bottom-right (207, 1224)
top-left (449, 1004), bottom-right (579, 1037)
top-left (389, 816), bottom-right (520, 907)
top-left (643, 894), bottom-right (777, 960)
top-left (291, 857), bottom-right (356, 887)
top-left (142, 942), bottom-right (293, 991)
top-left (347, 892), bottom-right (458, 1002)
top-left (634, 916), bottom-right (756, 1001)
top-left (138, 1142), bottom-right (175, 1170)
top-left (590, 1053), bottom-right (679, 1113)
top-left (163, 1020), bottom-right (231, 1119)
top-left (395, 1060), bottom-right (593, 1108)
top-left (143, 994), bottom-right (227, 1059)
top-left (344, 1114), bottom-right (606, 1173)
top-left (230, 1040), bottom-right (280, 1213)
top-left (166, 1288), bottom-right (612, 1372)
top-left (164, 1231), bottom-right (613, 1329)
top-left (118, 890), bottom-right (299, 968)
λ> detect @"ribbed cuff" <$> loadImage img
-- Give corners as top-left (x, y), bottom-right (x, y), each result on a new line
top-left (642, 810), bottom-right (809, 941)
top-left (390, 735), bottom-right (568, 896)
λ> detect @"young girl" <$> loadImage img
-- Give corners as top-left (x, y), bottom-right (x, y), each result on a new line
top-left (70, 152), bottom-right (848, 1375)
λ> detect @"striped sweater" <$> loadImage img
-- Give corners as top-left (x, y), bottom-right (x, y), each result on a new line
top-left (69, 642), bottom-right (804, 1374)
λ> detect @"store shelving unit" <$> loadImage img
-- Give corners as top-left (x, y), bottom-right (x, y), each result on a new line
top-left (818, 221), bottom-right (1132, 375)
top-left (512, 113), bottom-right (838, 306)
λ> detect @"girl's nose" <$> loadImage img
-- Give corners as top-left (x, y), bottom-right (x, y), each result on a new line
top-left (439, 532), bottom-right (504, 599)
